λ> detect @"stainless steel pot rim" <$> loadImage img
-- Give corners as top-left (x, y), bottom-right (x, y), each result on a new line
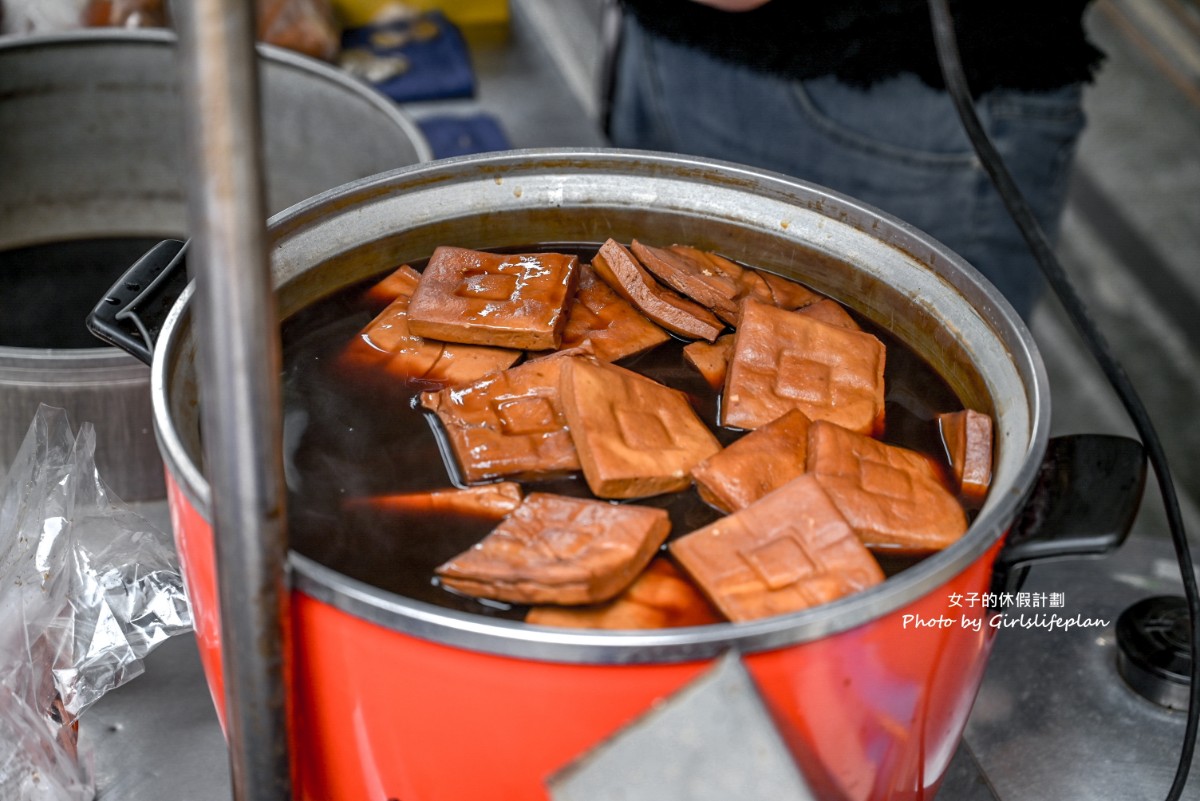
top-left (0, 347), bottom-right (150, 386)
top-left (0, 345), bottom-right (148, 364)
top-left (152, 147), bottom-right (1051, 664)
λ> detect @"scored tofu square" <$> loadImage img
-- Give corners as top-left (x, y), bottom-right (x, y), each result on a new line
top-left (722, 299), bottom-right (886, 434)
top-left (560, 357), bottom-right (722, 499)
top-left (524, 558), bottom-right (722, 629)
top-left (435, 493), bottom-right (671, 605)
top-left (421, 357), bottom-right (581, 483)
top-left (691, 409), bottom-right (812, 513)
top-left (557, 264), bottom-right (670, 361)
top-left (340, 264), bottom-right (521, 386)
top-left (407, 246), bottom-right (580, 350)
top-left (807, 420), bottom-right (967, 552)
top-left (670, 474), bottom-right (884, 622)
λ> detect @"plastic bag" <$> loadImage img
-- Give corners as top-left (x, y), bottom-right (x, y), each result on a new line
top-left (0, 405), bottom-right (192, 800)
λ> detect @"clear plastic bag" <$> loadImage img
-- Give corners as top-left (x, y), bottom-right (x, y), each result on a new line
top-left (0, 405), bottom-right (192, 800)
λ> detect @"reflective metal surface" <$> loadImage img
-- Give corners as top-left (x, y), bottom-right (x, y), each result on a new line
top-left (174, 1), bottom-right (291, 798)
top-left (965, 534), bottom-right (1200, 800)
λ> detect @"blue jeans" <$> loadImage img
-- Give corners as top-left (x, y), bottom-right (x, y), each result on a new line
top-left (607, 15), bottom-right (1087, 320)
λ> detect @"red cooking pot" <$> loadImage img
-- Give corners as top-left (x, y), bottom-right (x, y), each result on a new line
top-left (94, 149), bottom-right (1145, 800)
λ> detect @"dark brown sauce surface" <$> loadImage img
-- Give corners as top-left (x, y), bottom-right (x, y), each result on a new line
top-left (281, 244), bottom-right (968, 621)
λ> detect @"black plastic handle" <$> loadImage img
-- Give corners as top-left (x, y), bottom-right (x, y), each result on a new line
top-left (991, 434), bottom-right (1147, 599)
top-left (86, 239), bottom-right (190, 366)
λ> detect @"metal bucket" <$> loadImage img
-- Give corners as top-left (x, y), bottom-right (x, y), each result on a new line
top-left (0, 28), bottom-right (431, 500)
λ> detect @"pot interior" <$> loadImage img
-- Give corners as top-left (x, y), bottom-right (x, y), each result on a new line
top-left (156, 149), bottom-right (1049, 658)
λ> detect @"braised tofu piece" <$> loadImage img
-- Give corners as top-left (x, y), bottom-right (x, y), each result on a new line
top-left (722, 299), bottom-right (886, 434)
top-left (560, 357), bottom-right (722, 499)
top-left (407, 246), bottom-right (580, 350)
top-left (796, 298), bottom-right (862, 331)
top-left (758, 270), bottom-right (824, 311)
top-left (633, 242), bottom-right (825, 326)
top-left (628, 241), bottom-right (825, 326)
top-left (591, 239), bottom-right (724, 342)
top-left (682, 334), bottom-right (735, 391)
top-left (691, 409), bottom-right (812, 513)
top-left (807, 421), bottom-right (967, 552)
top-left (421, 357), bottom-right (581, 483)
top-left (340, 264), bottom-right (521, 386)
top-left (525, 558), bottom-right (722, 629)
top-left (435, 493), bottom-right (671, 605)
top-left (361, 263), bottom-right (420, 307)
top-left (631, 240), bottom-right (743, 323)
top-left (670, 474), bottom-right (884, 622)
top-left (343, 482), bottom-right (523, 521)
top-left (938, 409), bottom-right (993, 504)
top-left (558, 264), bottom-right (670, 361)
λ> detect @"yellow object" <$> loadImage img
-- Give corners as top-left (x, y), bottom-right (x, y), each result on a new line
top-left (332, 0), bottom-right (510, 42)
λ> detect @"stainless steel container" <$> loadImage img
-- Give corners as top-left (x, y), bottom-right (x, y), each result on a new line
top-left (0, 29), bottom-right (431, 500)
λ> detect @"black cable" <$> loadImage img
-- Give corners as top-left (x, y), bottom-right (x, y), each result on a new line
top-left (925, 1), bottom-right (1200, 798)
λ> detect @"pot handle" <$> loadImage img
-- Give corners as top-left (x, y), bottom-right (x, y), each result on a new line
top-left (990, 434), bottom-right (1147, 598)
top-left (86, 239), bottom-right (190, 366)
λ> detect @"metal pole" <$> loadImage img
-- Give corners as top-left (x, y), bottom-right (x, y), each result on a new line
top-left (174, 2), bottom-right (292, 799)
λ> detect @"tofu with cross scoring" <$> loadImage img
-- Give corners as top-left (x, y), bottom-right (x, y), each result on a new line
top-left (407, 246), bottom-right (580, 350)
top-left (807, 420), bottom-right (967, 552)
top-left (339, 264), bottom-right (521, 387)
top-left (670, 474), bottom-right (884, 622)
top-left (435, 493), bottom-right (671, 605)
top-left (722, 298), bottom-right (886, 434)
top-left (559, 356), bottom-right (722, 499)
top-left (420, 356), bottom-right (581, 483)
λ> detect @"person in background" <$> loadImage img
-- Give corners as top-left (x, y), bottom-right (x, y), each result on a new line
top-left (606, 0), bottom-right (1104, 320)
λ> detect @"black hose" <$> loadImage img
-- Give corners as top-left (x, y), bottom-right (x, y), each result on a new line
top-left (925, 1), bottom-right (1199, 798)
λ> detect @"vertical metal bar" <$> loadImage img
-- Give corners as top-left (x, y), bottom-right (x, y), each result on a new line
top-left (174, 2), bottom-right (292, 800)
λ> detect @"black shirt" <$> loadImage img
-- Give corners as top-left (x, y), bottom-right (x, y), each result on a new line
top-left (621, 0), bottom-right (1103, 94)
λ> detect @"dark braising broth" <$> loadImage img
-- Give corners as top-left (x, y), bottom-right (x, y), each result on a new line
top-left (281, 244), bottom-right (968, 621)
top-left (0, 237), bottom-right (166, 349)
